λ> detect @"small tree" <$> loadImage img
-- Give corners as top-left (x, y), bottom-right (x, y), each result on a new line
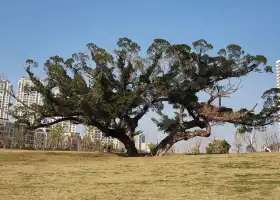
top-left (81, 133), bottom-right (94, 151)
top-left (191, 146), bottom-right (200, 154)
top-left (190, 137), bottom-right (202, 154)
top-left (0, 133), bottom-right (12, 149)
top-left (263, 132), bottom-right (280, 151)
top-left (236, 127), bottom-right (257, 153)
top-left (48, 124), bottom-right (65, 149)
top-left (206, 139), bottom-right (231, 154)
top-left (11, 126), bottom-right (27, 149)
top-left (234, 135), bottom-right (243, 154)
top-left (147, 143), bottom-right (156, 152)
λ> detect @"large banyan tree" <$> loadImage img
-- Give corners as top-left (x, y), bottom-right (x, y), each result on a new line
top-left (11, 37), bottom-right (280, 156)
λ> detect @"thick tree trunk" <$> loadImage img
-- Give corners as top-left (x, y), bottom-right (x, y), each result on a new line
top-left (152, 134), bottom-right (175, 156)
top-left (90, 121), bottom-right (139, 157)
top-left (124, 139), bottom-right (139, 157)
top-left (119, 133), bottom-right (139, 157)
top-left (153, 129), bottom-right (211, 156)
top-left (152, 106), bottom-right (185, 156)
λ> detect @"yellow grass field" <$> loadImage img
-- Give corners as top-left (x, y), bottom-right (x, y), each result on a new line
top-left (1, 150), bottom-right (280, 200)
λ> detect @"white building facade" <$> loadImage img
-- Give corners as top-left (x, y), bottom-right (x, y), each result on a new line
top-left (16, 78), bottom-right (76, 133)
top-left (0, 79), bottom-right (12, 120)
top-left (84, 126), bottom-right (123, 149)
top-left (16, 77), bottom-right (43, 107)
top-left (16, 77), bottom-right (43, 122)
top-left (134, 133), bottom-right (149, 152)
top-left (50, 119), bottom-right (77, 134)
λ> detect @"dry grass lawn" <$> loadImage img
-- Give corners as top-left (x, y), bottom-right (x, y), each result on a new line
top-left (1, 150), bottom-right (280, 200)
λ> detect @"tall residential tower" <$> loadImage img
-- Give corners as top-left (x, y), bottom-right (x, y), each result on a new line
top-left (15, 77), bottom-right (43, 123)
top-left (16, 77), bottom-right (43, 107)
top-left (0, 78), bottom-right (12, 120)
top-left (16, 78), bottom-right (77, 133)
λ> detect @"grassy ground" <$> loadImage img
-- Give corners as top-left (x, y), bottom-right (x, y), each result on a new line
top-left (1, 150), bottom-right (280, 200)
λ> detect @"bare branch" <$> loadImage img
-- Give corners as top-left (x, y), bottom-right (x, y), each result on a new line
top-left (263, 132), bottom-right (280, 147)
top-left (207, 79), bottom-right (242, 106)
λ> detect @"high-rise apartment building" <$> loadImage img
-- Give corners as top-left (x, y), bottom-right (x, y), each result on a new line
top-left (16, 77), bottom-right (43, 123)
top-left (84, 126), bottom-right (122, 148)
top-left (16, 77), bottom-right (43, 112)
top-left (134, 133), bottom-right (148, 151)
top-left (61, 121), bottom-right (77, 134)
top-left (49, 119), bottom-right (77, 134)
top-left (0, 78), bottom-right (12, 120)
top-left (84, 126), bottom-right (103, 140)
top-left (16, 78), bottom-right (76, 132)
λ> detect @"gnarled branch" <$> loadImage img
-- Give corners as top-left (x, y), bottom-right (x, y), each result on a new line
top-left (207, 79), bottom-right (241, 106)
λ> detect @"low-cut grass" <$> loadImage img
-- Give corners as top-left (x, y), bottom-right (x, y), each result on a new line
top-left (1, 150), bottom-right (280, 200)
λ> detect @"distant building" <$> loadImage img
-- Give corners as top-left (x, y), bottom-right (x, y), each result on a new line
top-left (15, 77), bottom-right (43, 123)
top-left (16, 77), bottom-right (43, 106)
top-left (47, 119), bottom-right (77, 134)
top-left (0, 78), bottom-right (12, 120)
top-left (15, 78), bottom-right (77, 132)
top-left (134, 133), bottom-right (148, 152)
top-left (33, 127), bottom-right (51, 148)
top-left (84, 126), bottom-right (117, 147)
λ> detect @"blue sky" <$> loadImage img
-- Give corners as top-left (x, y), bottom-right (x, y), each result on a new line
top-left (1, 0), bottom-right (279, 151)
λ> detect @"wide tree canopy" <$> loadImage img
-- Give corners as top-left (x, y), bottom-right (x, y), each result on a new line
top-left (11, 37), bottom-right (280, 156)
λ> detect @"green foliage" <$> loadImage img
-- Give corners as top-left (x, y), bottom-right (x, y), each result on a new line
top-left (206, 140), bottom-right (231, 154)
top-left (147, 143), bottom-right (156, 151)
top-left (191, 146), bottom-right (200, 154)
